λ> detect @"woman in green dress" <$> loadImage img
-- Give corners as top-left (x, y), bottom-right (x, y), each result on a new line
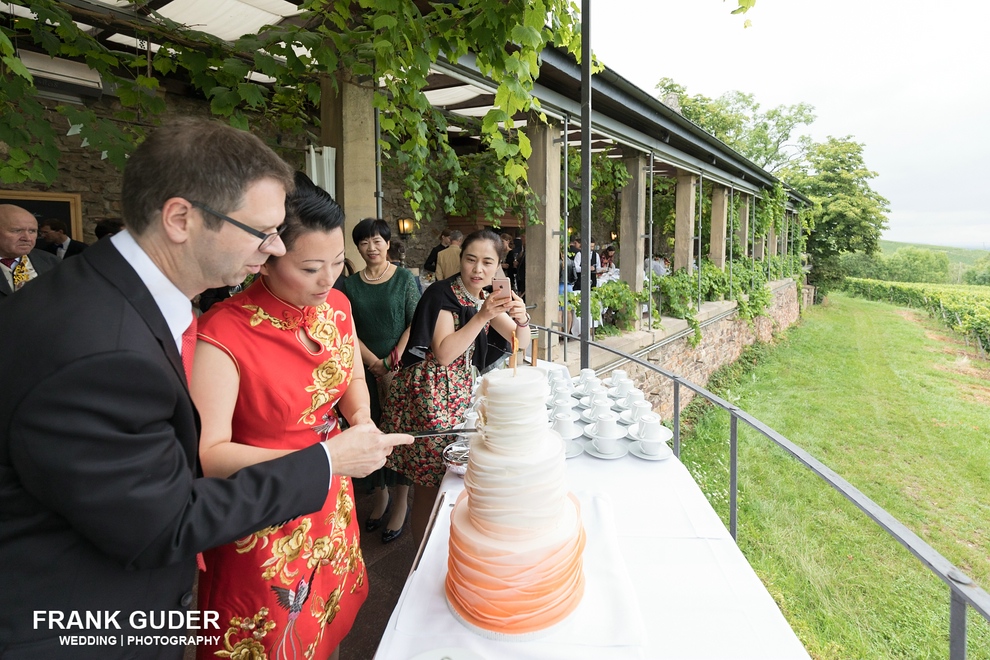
top-left (342, 218), bottom-right (420, 542)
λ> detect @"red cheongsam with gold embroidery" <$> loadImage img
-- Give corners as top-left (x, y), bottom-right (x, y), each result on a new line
top-left (195, 278), bottom-right (367, 660)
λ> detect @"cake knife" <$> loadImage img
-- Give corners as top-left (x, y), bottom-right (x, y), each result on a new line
top-left (408, 428), bottom-right (480, 439)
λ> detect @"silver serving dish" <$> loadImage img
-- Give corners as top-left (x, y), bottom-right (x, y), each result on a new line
top-left (442, 440), bottom-right (471, 476)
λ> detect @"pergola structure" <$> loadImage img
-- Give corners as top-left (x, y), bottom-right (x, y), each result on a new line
top-left (6, 0), bottom-right (811, 356)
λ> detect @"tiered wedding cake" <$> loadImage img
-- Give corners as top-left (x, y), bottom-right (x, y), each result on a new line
top-left (445, 367), bottom-right (586, 637)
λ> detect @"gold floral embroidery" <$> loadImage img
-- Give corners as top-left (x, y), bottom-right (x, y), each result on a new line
top-left (215, 608), bottom-right (276, 659)
top-left (298, 309), bottom-right (354, 425)
top-left (306, 585), bottom-right (344, 657)
top-left (235, 524), bottom-right (283, 554)
top-left (261, 518), bottom-right (312, 584)
top-left (243, 304), bottom-right (301, 331)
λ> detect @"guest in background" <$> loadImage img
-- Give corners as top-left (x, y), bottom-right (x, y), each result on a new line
top-left (600, 244), bottom-right (616, 271)
top-left (433, 229), bottom-right (463, 281)
top-left (0, 204), bottom-right (58, 298)
top-left (421, 227), bottom-right (451, 284)
top-left (381, 229), bottom-right (530, 543)
top-left (342, 218), bottom-right (421, 543)
top-left (94, 218), bottom-right (124, 239)
top-left (573, 236), bottom-right (602, 288)
top-left (388, 237), bottom-right (406, 267)
top-left (39, 218), bottom-right (87, 260)
top-left (192, 174), bottom-right (405, 659)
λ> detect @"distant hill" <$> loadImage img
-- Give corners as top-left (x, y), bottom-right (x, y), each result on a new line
top-left (879, 240), bottom-right (989, 267)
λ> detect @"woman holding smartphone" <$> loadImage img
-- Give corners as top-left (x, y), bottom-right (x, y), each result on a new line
top-left (380, 229), bottom-right (530, 543)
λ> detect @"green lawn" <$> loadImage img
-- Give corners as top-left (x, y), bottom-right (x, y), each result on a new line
top-left (680, 292), bottom-right (990, 659)
top-left (880, 239), bottom-right (989, 267)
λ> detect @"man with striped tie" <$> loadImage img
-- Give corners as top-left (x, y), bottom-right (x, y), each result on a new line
top-left (0, 204), bottom-right (59, 299)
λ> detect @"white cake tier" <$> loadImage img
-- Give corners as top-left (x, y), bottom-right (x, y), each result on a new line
top-left (463, 429), bottom-right (568, 541)
top-left (477, 367), bottom-right (549, 455)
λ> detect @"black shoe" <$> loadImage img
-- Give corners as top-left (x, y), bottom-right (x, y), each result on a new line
top-left (382, 508), bottom-right (410, 544)
top-left (364, 495), bottom-right (391, 532)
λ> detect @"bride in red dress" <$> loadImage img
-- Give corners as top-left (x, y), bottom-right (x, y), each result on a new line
top-left (191, 173), bottom-right (375, 660)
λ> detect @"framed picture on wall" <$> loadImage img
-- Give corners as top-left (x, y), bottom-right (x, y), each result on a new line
top-left (0, 190), bottom-right (84, 241)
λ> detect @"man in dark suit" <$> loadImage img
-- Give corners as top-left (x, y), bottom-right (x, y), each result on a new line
top-left (39, 218), bottom-right (88, 259)
top-left (0, 119), bottom-right (411, 659)
top-left (0, 204), bottom-right (59, 298)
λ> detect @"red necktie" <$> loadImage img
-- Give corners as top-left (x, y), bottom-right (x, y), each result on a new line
top-left (0, 257), bottom-right (16, 269)
top-left (181, 314), bottom-right (197, 384)
top-left (181, 313), bottom-right (207, 572)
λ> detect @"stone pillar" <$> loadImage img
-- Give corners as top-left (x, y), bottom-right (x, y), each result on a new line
top-left (321, 74), bottom-right (377, 269)
top-left (674, 171), bottom-right (697, 272)
top-left (709, 184), bottom-right (728, 269)
top-left (525, 118), bottom-right (562, 334)
top-left (619, 150), bottom-right (647, 295)
top-left (768, 224), bottom-right (778, 258)
top-left (736, 195), bottom-right (750, 258)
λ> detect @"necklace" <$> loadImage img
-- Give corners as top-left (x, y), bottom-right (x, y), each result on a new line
top-left (363, 262), bottom-right (391, 282)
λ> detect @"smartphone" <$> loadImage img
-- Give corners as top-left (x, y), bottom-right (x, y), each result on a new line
top-left (492, 277), bottom-right (511, 300)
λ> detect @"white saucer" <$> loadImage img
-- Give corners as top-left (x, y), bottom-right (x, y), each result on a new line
top-left (564, 440), bottom-right (584, 459)
top-left (580, 407), bottom-right (616, 423)
top-left (607, 386), bottom-right (636, 399)
top-left (411, 647), bottom-right (486, 660)
top-left (583, 439), bottom-right (629, 460)
top-left (583, 422), bottom-right (628, 441)
top-left (628, 440), bottom-right (672, 461)
top-left (626, 425), bottom-right (674, 443)
top-left (552, 423), bottom-right (585, 441)
top-left (548, 409), bottom-right (580, 423)
top-left (619, 409), bottom-right (648, 425)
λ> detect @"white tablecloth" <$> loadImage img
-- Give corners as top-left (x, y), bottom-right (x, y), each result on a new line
top-left (375, 439), bottom-right (810, 659)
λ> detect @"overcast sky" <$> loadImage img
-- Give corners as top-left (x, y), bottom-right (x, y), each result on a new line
top-left (591, 0), bottom-right (990, 249)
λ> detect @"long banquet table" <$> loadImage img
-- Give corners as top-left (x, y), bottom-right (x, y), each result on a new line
top-left (374, 424), bottom-right (811, 659)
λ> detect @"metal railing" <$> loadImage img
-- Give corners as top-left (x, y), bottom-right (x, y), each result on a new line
top-left (531, 323), bottom-right (990, 659)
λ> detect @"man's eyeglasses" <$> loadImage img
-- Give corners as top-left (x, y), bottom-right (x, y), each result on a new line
top-left (190, 201), bottom-right (285, 250)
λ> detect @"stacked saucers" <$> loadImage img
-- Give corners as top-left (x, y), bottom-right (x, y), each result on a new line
top-left (600, 369), bottom-right (627, 389)
top-left (619, 399), bottom-right (652, 425)
top-left (627, 412), bottom-right (673, 460)
top-left (583, 411), bottom-right (629, 459)
top-left (550, 411), bottom-right (584, 441)
top-left (615, 388), bottom-right (645, 412)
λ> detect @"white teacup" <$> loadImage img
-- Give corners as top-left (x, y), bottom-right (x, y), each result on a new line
top-left (629, 399), bottom-right (652, 422)
top-left (589, 398), bottom-right (613, 421)
top-left (637, 413), bottom-right (666, 454)
top-left (552, 380), bottom-right (575, 397)
top-left (551, 412), bottom-right (581, 439)
top-left (577, 376), bottom-right (602, 396)
top-left (551, 398), bottom-right (577, 421)
top-left (612, 377), bottom-right (634, 397)
top-left (461, 410), bottom-right (479, 429)
top-left (593, 412), bottom-right (621, 454)
top-left (619, 388), bottom-right (645, 409)
top-left (607, 369), bottom-right (627, 384)
top-left (576, 368), bottom-right (596, 384)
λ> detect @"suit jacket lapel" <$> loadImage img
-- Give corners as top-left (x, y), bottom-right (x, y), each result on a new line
top-left (0, 273), bottom-right (11, 297)
top-left (83, 239), bottom-right (186, 384)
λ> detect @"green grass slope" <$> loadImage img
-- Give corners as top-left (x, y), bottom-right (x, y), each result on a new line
top-left (681, 292), bottom-right (990, 659)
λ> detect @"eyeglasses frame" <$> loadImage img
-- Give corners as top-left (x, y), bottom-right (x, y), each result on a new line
top-left (189, 200), bottom-right (285, 250)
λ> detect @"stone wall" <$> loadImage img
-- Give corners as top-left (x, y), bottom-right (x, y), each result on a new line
top-left (614, 280), bottom-right (799, 421)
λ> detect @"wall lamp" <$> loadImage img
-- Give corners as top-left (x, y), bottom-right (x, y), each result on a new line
top-left (397, 217), bottom-right (414, 239)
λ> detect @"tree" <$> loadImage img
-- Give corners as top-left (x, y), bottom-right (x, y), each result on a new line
top-left (655, 78), bottom-right (815, 173)
top-left (886, 246), bottom-right (949, 284)
top-left (963, 255), bottom-right (990, 286)
top-left (782, 136), bottom-right (889, 294)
